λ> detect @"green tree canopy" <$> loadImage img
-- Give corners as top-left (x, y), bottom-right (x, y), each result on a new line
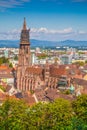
top-left (9, 63), bottom-right (13, 68)
top-left (0, 85), bottom-right (6, 92)
top-left (0, 95), bottom-right (87, 130)
top-left (14, 55), bottom-right (18, 61)
top-left (0, 99), bottom-right (29, 130)
top-left (0, 57), bottom-right (9, 65)
top-left (72, 94), bottom-right (87, 130)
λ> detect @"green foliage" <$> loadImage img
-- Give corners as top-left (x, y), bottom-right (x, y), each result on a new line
top-left (78, 51), bottom-right (85, 55)
top-left (0, 99), bottom-right (29, 130)
top-left (0, 57), bottom-right (9, 65)
top-left (30, 90), bottom-right (34, 94)
top-left (75, 61), bottom-right (85, 66)
top-left (85, 60), bottom-right (87, 64)
top-left (0, 85), bottom-right (6, 92)
top-left (43, 99), bottom-right (73, 130)
top-left (64, 90), bottom-right (71, 95)
top-left (0, 95), bottom-right (87, 130)
top-left (0, 56), bottom-right (13, 68)
top-left (72, 117), bottom-right (87, 130)
top-left (37, 54), bottom-right (48, 59)
top-left (60, 51), bottom-right (66, 55)
top-left (9, 63), bottom-right (13, 68)
top-left (14, 55), bottom-right (18, 61)
top-left (72, 94), bottom-right (87, 130)
top-left (72, 95), bottom-right (87, 120)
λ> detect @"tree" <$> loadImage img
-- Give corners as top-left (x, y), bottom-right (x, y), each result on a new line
top-left (37, 54), bottom-right (48, 60)
top-left (25, 99), bottom-right (73, 130)
top-left (0, 98), bottom-right (29, 130)
top-left (0, 57), bottom-right (9, 65)
top-left (26, 102), bottom-right (46, 130)
top-left (0, 85), bottom-right (6, 92)
top-left (9, 63), bottom-right (13, 68)
top-left (14, 55), bottom-right (18, 61)
top-left (1, 96), bottom-right (87, 130)
top-left (0, 98), bottom-right (73, 130)
top-left (85, 60), bottom-right (87, 64)
top-left (75, 61), bottom-right (85, 66)
top-left (44, 99), bottom-right (73, 130)
top-left (72, 94), bottom-right (87, 130)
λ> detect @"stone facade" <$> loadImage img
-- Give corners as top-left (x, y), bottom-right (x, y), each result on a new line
top-left (17, 19), bottom-right (68, 92)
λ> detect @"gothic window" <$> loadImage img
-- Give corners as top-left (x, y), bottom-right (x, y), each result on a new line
top-left (46, 69), bottom-right (48, 72)
top-left (25, 47), bottom-right (28, 53)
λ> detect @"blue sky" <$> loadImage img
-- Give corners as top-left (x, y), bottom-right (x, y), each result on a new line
top-left (0, 0), bottom-right (87, 41)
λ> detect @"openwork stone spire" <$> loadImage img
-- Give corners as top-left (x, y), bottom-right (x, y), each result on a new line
top-left (20, 18), bottom-right (30, 44)
top-left (23, 17), bottom-right (27, 30)
top-left (19, 18), bottom-right (31, 66)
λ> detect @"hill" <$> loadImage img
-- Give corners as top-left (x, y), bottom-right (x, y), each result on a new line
top-left (0, 39), bottom-right (87, 48)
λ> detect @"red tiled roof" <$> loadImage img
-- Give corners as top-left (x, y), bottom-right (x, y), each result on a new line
top-left (26, 66), bottom-right (42, 75)
top-left (73, 78), bottom-right (87, 87)
top-left (0, 65), bottom-right (8, 70)
top-left (0, 65), bottom-right (12, 76)
top-left (50, 66), bottom-right (67, 77)
top-left (0, 74), bottom-right (13, 78)
top-left (14, 92), bottom-right (36, 106)
top-left (0, 65), bottom-right (12, 71)
top-left (22, 92), bottom-right (36, 106)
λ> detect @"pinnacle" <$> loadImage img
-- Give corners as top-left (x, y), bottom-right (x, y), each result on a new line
top-left (23, 17), bottom-right (27, 30)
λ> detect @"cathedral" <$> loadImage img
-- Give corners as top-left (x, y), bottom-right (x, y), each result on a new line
top-left (17, 18), bottom-right (68, 92)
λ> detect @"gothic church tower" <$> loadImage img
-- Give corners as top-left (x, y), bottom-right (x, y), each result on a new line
top-left (19, 18), bottom-right (31, 66)
top-left (17, 18), bottom-right (31, 91)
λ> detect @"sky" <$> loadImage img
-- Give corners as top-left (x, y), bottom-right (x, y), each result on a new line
top-left (0, 0), bottom-right (87, 41)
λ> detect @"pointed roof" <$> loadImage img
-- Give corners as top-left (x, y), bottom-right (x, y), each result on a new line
top-left (23, 17), bottom-right (27, 30)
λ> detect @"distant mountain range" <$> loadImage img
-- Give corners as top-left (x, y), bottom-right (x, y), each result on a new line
top-left (0, 39), bottom-right (87, 48)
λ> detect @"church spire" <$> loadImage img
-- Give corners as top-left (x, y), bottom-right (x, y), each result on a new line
top-left (20, 18), bottom-right (30, 44)
top-left (23, 17), bottom-right (27, 30)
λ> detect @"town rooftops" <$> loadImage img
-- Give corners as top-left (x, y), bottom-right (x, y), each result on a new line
top-left (26, 66), bottom-right (43, 75)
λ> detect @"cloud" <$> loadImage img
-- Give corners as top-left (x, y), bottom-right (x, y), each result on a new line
top-left (0, 0), bottom-right (30, 9)
top-left (0, 27), bottom-right (87, 41)
top-left (78, 30), bottom-right (87, 34)
top-left (31, 27), bottom-right (73, 34)
top-left (30, 27), bottom-right (75, 41)
top-left (0, 29), bottom-right (21, 40)
top-left (0, 0), bottom-right (86, 10)
top-left (30, 27), bottom-right (73, 41)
